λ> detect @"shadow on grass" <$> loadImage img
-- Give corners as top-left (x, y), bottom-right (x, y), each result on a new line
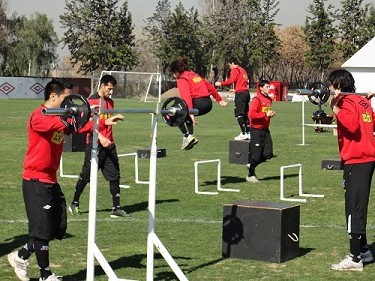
top-left (221, 176), bottom-right (247, 185)
top-left (62, 252), bottom-right (192, 281)
top-left (78, 199), bottom-right (179, 215)
top-left (185, 257), bottom-right (225, 273)
top-left (260, 173), bottom-right (299, 181)
top-left (0, 234), bottom-right (29, 258)
top-left (62, 253), bottom-right (145, 281)
top-left (1, 232), bottom-right (76, 259)
top-left (299, 247), bottom-right (314, 257)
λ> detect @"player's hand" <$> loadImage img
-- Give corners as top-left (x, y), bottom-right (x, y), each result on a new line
top-left (190, 114), bottom-right (198, 125)
top-left (219, 100), bottom-right (228, 107)
top-left (105, 114), bottom-right (124, 125)
top-left (98, 133), bottom-right (112, 147)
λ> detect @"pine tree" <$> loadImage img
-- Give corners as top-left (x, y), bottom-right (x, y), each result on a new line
top-left (338, 0), bottom-right (369, 60)
top-left (303, 0), bottom-right (337, 81)
top-left (60, 0), bottom-right (137, 74)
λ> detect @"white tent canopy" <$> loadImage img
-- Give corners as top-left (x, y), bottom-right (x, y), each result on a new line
top-left (341, 37), bottom-right (375, 93)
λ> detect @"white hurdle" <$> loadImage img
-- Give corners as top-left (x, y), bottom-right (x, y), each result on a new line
top-left (59, 156), bottom-right (78, 179)
top-left (118, 152), bottom-right (149, 188)
top-left (194, 159), bottom-right (239, 195)
top-left (280, 163), bottom-right (324, 202)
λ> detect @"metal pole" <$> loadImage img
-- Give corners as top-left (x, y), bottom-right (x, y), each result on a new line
top-left (86, 113), bottom-right (100, 281)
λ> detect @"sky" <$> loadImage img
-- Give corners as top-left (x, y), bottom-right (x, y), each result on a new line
top-left (8, 0), bottom-right (374, 59)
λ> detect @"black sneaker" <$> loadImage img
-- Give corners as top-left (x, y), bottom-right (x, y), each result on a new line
top-left (110, 209), bottom-right (132, 218)
top-left (68, 203), bottom-right (81, 216)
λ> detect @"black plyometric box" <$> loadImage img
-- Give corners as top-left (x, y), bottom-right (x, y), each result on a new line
top-left (321, 158), bottom-right (343, 170)
top-left (229, 140), bottom-right (250, 164)
top-left (222, 201), bottom-right (300, 263)
top-left (137, 148), bottom-right (166, 158)
top-left (63, 133), bottom-right (86, 152)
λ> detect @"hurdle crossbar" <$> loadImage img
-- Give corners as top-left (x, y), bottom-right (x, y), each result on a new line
top-left (194, 159), bottom-right (239, 195)
top-left (280, 163), bottom-right (324, 202)
top-left (118, 152), bottom-right (149, 188)
top-left (59, 156), bottom-right (79, 179)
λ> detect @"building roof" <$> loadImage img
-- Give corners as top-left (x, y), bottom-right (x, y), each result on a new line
top-left (342, 37), bottom-right (375, 68)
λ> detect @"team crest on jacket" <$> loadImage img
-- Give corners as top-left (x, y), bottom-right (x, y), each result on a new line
top-left (362, 112), bottom-right (372, 123)
top-left (51, 131), bottom-right (64, 144)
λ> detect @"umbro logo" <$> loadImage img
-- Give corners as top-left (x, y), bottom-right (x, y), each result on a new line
top-left (43, 205), bottom-right (52, 210)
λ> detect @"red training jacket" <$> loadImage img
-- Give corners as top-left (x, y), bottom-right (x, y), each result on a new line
top-left (335, 94), bottom-right (375, 164)
top-left (86, 93), bottom-right (115, 143)
top-left (220, 66), bottom-right (249, 93)
top-left (177, 71), bottom-right (222, 109)
top-left (249, 93), bottom-right (273, 130)
top-left (23, 105), bottom-right (105, 183)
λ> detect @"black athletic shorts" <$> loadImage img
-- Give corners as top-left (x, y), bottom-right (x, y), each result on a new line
top-left (22, 179), bottom-right (67, 241)
top-left (234, 91), bottom-right (250, 117)
top-left (343, 161), bottom-right (375, 234)
top-left (192, 97), bottom-right (213, 116)
top-left (79, 143), bottom-right (121, 182)
top-left (248, 127), bottom-right (273, 167)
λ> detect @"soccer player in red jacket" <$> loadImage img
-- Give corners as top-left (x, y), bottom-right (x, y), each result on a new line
top-left (170, 57), bottom-right (228, 150)
top-left (215, 57), bottom-right (250, 140)
top-left (69, 75), bottom-right (131, 218)
top-left (7, 80), bottom-right (122, 281)
top-left (329, 69), bottom-right (375, 271)
top-left (246, 79), bottom-right (276, 183)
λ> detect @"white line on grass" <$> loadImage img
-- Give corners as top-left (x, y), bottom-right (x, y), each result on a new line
top-left (2, 218), bottom-right (375, 230)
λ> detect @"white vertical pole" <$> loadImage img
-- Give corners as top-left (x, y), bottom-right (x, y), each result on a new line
top-left (86, 113), bottom-right (100, 281)
top-left (146, 73), bottom-right (161, 280)
top-left (146, 112), bottom-right (158, 281)
top-left (301, 99), bottom-right (306, 145)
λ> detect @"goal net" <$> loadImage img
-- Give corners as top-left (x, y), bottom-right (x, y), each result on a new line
top-left (95, 70), bottom-right (162, 102)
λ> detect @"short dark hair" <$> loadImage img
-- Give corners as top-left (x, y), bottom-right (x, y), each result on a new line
top-left (258, 79), bottom-right (270, 88)
top-left (169, 56), bottom-right (190, 74)
top-left (100, 75), bottom-right (117, 86)
top-left (57, 79), bottom-right (73, 89)
top-left (44, 79), bottom-right (65, 101)
top-left (328, 69), bottom-right (355, 93)
top-left (227, 57), bottom-right (240, 65)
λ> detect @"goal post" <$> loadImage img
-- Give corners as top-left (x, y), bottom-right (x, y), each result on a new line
top-left (98, 70), bottom-right (162, 103)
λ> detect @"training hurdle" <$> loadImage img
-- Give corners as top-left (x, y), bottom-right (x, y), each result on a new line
top-left (280, 163), bottom-right (324, 202)
top-left (299, 98), bottom-right (337, 145)
top-left (194, 159), bottom-right (239, 195)
top-left (59, 156), bottom-right (78, 179)
top-left (118, 152), bottom-right (149, 188)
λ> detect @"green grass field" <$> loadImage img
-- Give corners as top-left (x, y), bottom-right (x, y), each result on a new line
top-left (1, 97), bottom-right (374, 281)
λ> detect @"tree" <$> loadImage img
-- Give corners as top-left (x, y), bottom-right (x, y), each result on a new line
top-left (303, 0), bottom-right (337, 81)
top-left (337, 0), bottom-right (370, 60)
top-left (362, 3), bottom-right (375, 43)
top-left (248, 0), bottom-right (280, 80)
top-left (199, 0), bottom-right (279, 83)
top-left (142, 0), bottom-right (171, 71)
top-left (271, 26), bottom-right (311, 88)
top-left (143, 1), bottom-right (205, 75)
top-left (5, 13), bottom-right (58, 76)
top-left (60, 0), bottom-right (138, 74)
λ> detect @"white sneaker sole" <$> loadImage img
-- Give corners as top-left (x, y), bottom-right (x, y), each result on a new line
top-left (7, 253), bottom-right (30, 281)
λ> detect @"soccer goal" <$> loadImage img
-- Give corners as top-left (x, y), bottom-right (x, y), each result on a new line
top-left (97, 70), bottom-right (162, 103)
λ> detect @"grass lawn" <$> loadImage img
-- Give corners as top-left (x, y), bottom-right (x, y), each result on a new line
top-left (0, 97), bottom-right (374, 281)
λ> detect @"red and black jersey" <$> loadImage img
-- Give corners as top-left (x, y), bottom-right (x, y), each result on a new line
top-left (23, 105), bottom-right (104, 183)
top-left (220, 66), bottom-right (249, 93)
top-left (177, 71), bottom-right (211, 109)
top-left (249, 93), bottom-right (273, 130)
top-left (86, 93), bottom-right (115, 143)
top-left (335, 94), bottom-right (375, 164)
